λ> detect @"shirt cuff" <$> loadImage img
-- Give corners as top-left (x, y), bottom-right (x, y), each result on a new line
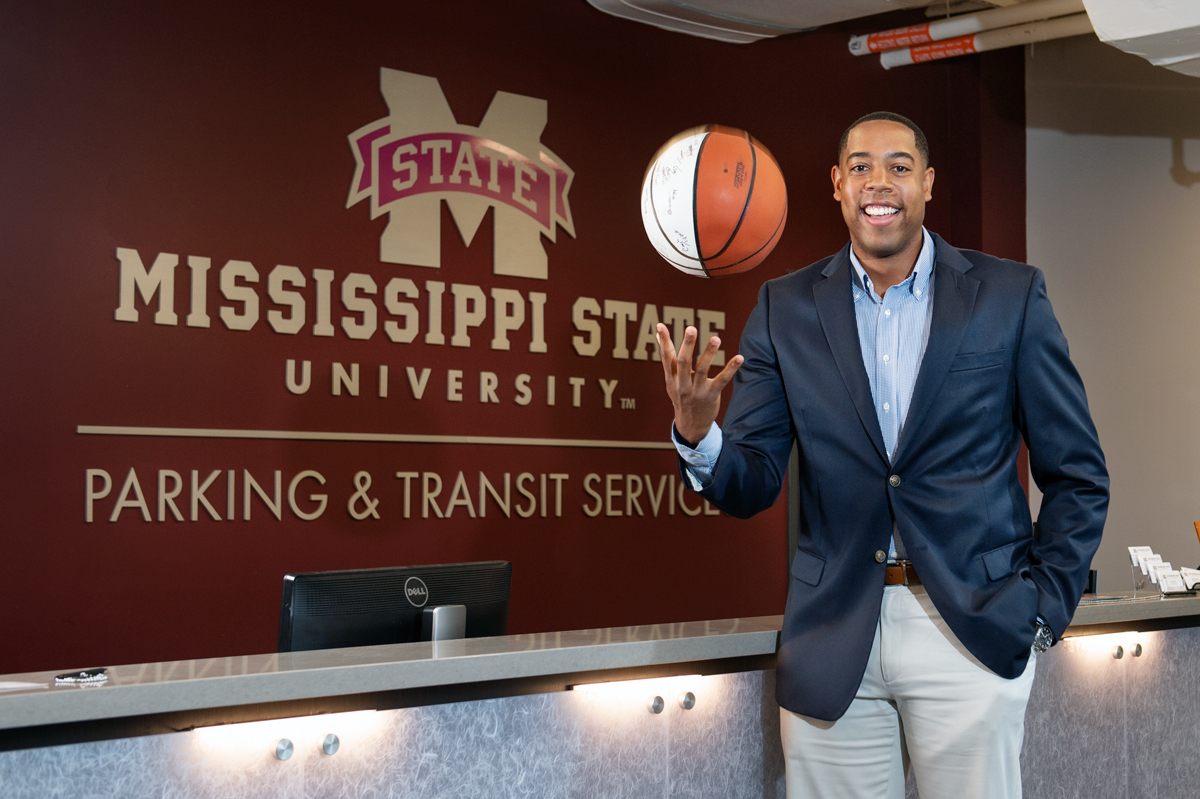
top-left (671, 423), bottom-right (723, 491)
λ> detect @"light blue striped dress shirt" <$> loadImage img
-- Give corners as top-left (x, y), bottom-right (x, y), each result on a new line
top-left (850, 227), bottom-right (936, 463)
top-left (675, 228), bottom-right (936, 559)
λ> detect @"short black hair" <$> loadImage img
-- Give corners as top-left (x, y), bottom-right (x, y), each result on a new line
top-left (838, 112), bottom-right (930, 167)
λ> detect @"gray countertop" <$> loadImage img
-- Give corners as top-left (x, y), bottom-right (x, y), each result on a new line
top-left (1070, 592), bottom-right (1200, 627)
top-left (0, 617), bottom-right (781, 732)
top-left (2, 592), bottom-right (1198, 736)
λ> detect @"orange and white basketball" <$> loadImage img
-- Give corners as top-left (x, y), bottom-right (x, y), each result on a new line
top-left (640, 125), bottom-right (787, 278)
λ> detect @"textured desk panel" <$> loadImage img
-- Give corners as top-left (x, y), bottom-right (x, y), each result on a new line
top-left (0, 670), bottom-right (788, 799)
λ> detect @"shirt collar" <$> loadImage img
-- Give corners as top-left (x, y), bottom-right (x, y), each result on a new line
top-left (850, 227), bottom-right (935, 302)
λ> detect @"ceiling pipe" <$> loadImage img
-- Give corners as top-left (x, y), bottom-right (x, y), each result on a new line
top-left (880, 12), bottom-right (1094, 69)
top-left (850, 0), bottom-right (1086, 55)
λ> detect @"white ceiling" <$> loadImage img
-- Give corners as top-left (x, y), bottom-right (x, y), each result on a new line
top-left (586, 0), bottom-right (1015, 44)
top-left (588, 0), bottom-right (1200, 80)
top-left (1084, 0), bottom-right (1200, 77)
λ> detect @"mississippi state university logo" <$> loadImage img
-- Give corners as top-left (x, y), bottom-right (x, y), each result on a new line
top-left (347, 68), bottom-right (575, 280)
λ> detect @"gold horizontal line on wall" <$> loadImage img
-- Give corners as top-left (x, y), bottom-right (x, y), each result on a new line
top-left (75, 425), bottom-right (676, 450)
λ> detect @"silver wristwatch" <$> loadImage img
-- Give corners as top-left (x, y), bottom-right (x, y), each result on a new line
top-left (1033, 618), bottom-right (1054, 653)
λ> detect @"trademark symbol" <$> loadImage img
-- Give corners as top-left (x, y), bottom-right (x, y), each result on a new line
top-left (620, 398), bottom-right (636, 410)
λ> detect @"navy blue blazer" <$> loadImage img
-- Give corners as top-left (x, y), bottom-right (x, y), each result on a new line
top-left (697, 234), bottom-right (1108, 721)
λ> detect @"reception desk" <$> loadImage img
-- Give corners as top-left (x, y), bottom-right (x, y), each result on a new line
top-left (1, 595), bottom-right (1199, 798)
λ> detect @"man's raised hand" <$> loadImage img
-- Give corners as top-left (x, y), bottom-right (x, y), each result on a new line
top-left (656, 323), bottom-right (744, 445)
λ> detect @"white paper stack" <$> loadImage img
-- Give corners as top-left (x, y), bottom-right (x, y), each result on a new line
top-left (1124, 546), bottom-right (1194, 594)
top-left (1179, 567), bottom-right (1200, 591)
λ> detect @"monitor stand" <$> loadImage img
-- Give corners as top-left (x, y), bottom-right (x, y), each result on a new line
top-left (421, 605), bottom-right (467, 641)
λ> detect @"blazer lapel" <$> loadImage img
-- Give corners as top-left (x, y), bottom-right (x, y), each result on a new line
top-left (813, 246), bottom-right (889, 465)
top-left (891, 235), bottom-right (979, 466)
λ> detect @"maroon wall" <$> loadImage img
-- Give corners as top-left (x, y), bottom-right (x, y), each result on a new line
top-left (0, 0), bottom-right (1024, 673)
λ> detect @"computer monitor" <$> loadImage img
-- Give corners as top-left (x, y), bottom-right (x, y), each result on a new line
top-left (277, 561), bottom-right (512, 653)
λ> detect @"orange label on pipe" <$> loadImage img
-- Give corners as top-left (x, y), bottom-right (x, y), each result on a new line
top-left (908, 35), bottom-right (978, 63)
top-left (865, 23), bottom-right (933, 52)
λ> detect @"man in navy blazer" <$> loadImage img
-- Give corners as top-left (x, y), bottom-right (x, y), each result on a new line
top-left (657, 113), bottom-right (1107, 798)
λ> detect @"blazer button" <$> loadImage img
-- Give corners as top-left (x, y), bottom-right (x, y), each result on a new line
top-left (889, 475), bottom-right (901, 487)
top-left (874, 550), bottom-right (886, 563)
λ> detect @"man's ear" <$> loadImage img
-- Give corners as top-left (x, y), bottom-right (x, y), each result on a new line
top-left (831, 165), bottom-right (843, 202)
top-left (923, 166), bottom-right (935, 202)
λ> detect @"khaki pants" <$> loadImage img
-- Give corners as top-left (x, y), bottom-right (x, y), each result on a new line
top-left (781, 585), bottom-right (1037, 799)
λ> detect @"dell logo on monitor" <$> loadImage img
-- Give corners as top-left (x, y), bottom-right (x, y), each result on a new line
top-left (404, 577), bottom-right (429, 607)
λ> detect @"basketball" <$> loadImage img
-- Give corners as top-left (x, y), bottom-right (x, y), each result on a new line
top-left (640, 125), bottom-right (787, 278)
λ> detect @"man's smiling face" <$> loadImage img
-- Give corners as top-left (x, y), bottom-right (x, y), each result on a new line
top-left (832, 119), bottom-right (934, 263)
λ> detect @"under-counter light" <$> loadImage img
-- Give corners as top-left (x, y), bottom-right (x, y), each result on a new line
top-left (1061, 631), bottom-right (1145, 659)
top-left (572, 674), bottom-right (702, 699)
top-left (573, 674), bottom-right (705, 714)
top-left (192, 710), bottom-right (386, 762)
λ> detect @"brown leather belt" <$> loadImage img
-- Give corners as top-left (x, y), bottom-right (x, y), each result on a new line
top-left (885, 561), bottom-right (921, 585)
